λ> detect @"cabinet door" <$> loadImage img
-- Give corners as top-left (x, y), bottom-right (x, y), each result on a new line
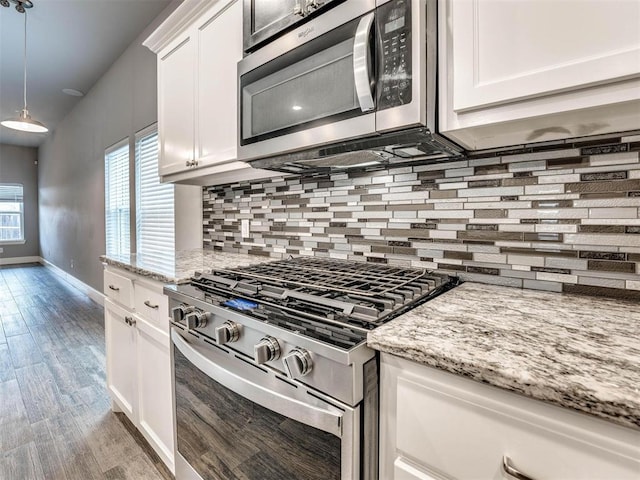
top-left (136, 315), bottom-right (174, 472)
top-left (451, 0), bottom-right (640, 112)
top-left (196, 0), bottom-right (242, 166)
top-left (104, 298), bottom-right (137, 421)
top-left (158, 34), bottom-right (196, 176)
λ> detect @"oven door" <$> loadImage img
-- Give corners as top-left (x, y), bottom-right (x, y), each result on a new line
top-left (238, 0), bottom-right (377, 161)
top-left (171, 328), bottom-right (360, 480)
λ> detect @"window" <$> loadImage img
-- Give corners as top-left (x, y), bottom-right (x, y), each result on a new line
top-left (135, 126), bottom-right (175, 267)
top-left (0, 184), bottom-right (24, 243)
top-left (105, 140), bottom-right (130, 256)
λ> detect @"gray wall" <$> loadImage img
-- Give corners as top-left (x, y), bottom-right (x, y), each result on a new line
top-left (38, 40), bottom-right (158, 291)
top-left (0, 144), bottom-right (39, 259)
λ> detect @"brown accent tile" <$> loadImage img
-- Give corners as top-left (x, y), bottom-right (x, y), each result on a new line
top-left (501, 195), bottom-right (519, 201)
top-left (587, 260), bottom-right (636, 273)
top-left (387, 204), bottom-right (434, 211)
top-left (629, 191), bottom-right (640, 197)
top-left (626, 226), bottom-right (640, 234)
top-left (419, 256), bottom-right (434, 262)
top-left (366, 257), bottom-right (388, 264)
top-left (580, 171), bottom-right (628, 182)
top-left (371, 246), bottom-right (393, 254)
top-left (317, 242), bottom-right (334, 249)
top-left (579, 251), bottom-right (627, 261)
top-left (429, 190), bottom-right (457, 199)
top-left (466, 224), bottom-right (498, 231)
top-left (503, 177), bottom-right (538, 186)
top-left (329, 222), bottom-right (347, 228)
top-left (563, 284), bottom-right (640, 301)
top-left (630, 141), bottom-right (640, 152)
top-left (520, 219), bottom-right (539, 224)
top-left (501, 247), bottom-right (578, 258)
top-left (326, 227), bottom-right (361, 235)
top-left (444, 251), bottom-right (473, 260)
top-left (334, 212), bottom-right (352, 218)
top-left (458, 230), bottom-right (523, 241)
top-left (532, 200), bottom-right (573, 208)
top-left (475, 164), bottom-right (508, 175)
top-left (566, 179), bottom-right (640, 193)
top-left (361, 194), bottom-right (382, 201)
top-left (468, 179), bottom-right (501, 188)
top-left (467, 266), bottom-right (500, 275)
top-left (546, 156), bottom-right (587, 169)
top-left (475, 209), bottom-right (507, 218)
top-left (513, 171), bottom-right (533, 178)
top-left (581, 192), bottom-right (629, 199)
top-left (628, 253), bottom-right (640, 262)
top-left (417, 171), bottom-right (445, 180)
top-left (382, 228), bottom-right (431, 238)
top-left (523, 233), bottom-right (564, 242)
top-left (531, 266), bottom-right (571, 274)
top-left (411, 222), bottom-right (438, 229)
top-left (393, 247), bottom-right (417, 255)
top-left (578, 225), bottom-right (626, 233)
top-left (248, 249), bottom-right (271, 257)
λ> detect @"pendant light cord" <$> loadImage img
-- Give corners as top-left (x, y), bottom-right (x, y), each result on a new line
top-left (23, 10), bottom-right (28, 110)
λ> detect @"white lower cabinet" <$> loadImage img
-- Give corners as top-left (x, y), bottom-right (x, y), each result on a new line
top-left (380, 353), bottom-right (640, 480)
top-left (103, 267), bottom-right (174, 473)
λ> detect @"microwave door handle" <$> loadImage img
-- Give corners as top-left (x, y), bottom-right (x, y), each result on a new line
top-left (353, 12), bottom-right (375, 112)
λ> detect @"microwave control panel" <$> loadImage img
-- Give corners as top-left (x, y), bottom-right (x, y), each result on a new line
top-left (377, 0), bottom-right (412, 110)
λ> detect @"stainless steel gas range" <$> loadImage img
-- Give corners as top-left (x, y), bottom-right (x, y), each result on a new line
top-left (164, 257), bottom-right (457, 480)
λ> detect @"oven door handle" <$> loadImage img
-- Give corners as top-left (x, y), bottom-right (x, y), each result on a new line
top-left (172, 330), bottom-right (344, 438)
top-left (353, 12), bottom-right (375, 112)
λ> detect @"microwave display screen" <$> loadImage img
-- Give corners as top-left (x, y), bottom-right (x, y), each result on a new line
top-left (385, 16), bottom-right (405, 34)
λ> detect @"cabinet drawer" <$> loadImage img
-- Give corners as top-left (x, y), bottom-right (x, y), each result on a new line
top-left (104, 270), bottom-right (134, 308)
top-left (396, 374), bottom-right (640, 480)
top-left (134, 282), bottom-right (169, 331)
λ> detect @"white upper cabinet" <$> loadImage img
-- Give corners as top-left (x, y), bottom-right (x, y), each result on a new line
top-left (439, 0), bottom-right (640, 150)
top-left (144, 0), bottom-right (281, 185)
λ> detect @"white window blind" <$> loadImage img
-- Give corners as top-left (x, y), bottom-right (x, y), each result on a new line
top-left (135, 127), bottom-right (175, 268)
top-left (105, 142), bottom-right (130, 256)
top-left (0, 184), bottom-right (24, 243)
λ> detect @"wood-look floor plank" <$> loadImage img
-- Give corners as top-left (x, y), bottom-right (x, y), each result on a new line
top-left (45, 411), bottom-right (105, 480)
top-left (0, 441), bottom-right (46, 480)
top-left (0, 344), bottom-right (15, 383)
top-left (103, 453), bottom-right (166, 480)
top-left (7, 332), bottom-right (43, 368)
top-left (31, 419), bottom-right (69, 480)
top-left (15, 362), bottom-right (68, 423)
top-left (1, 312), bottom-right (29, 337)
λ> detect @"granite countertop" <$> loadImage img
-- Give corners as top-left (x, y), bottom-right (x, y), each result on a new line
top-left (368, 282), bottom-right (640, 430)
top-left (100, 248), bottom-right (270, 283)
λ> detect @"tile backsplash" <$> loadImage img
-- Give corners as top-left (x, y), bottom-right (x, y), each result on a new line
top-left (203, 135), bottom-right (640, 300)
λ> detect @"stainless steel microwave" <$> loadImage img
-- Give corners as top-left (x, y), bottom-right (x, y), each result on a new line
top-left (238, 0), bottom-right (462, 174)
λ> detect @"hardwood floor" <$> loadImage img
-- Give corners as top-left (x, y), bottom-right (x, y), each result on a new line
top-left (0, 264), bottom-right (173, 480)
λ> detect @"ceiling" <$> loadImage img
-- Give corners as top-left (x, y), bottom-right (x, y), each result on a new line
top-left (0, 0), bottom-right (175, 148)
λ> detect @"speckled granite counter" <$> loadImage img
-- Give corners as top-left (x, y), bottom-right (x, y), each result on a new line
top-left (368, 282), bottom-right (640, 430)
top-left (100, 249), bottom-right (269, 283)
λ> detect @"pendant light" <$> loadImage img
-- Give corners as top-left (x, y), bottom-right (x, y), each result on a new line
top-left (1, 1), bottom-right (48, 134)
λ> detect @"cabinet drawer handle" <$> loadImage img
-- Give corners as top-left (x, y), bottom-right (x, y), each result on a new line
top-left (108, 284), bottom-right (120, 292)
top-left (124, 316), bottom-right (136, 327)
top-left (502, 456), bottom-right (535, 480)
top-left (144, 300), bottom-right (159, 309)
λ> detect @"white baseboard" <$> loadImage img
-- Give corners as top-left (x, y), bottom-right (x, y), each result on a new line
top-left (0, 255), bottom-right (41, 266)
top-left (39, 257), bottom-right (105, 306)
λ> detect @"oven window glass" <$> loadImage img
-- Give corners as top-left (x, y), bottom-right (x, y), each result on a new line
top-left (174, 346), bottom-right (342, 480)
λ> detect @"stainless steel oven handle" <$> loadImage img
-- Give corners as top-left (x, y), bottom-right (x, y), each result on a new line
top-left (353, 12), bottom-right (375, 112)
top-left (172, 329), bottom-right (344, 438)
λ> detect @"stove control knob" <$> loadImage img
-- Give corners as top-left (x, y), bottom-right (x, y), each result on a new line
top-left (254, 336), bottom-right (281, 364)
top-left (171, 305), bottom-right (193, 323)
top-left (215, 321), bottom-right (241, 344)
top-left (283, 348), bottom-right (313, 379)
top-left (186, 310), bottom-right (208, 330)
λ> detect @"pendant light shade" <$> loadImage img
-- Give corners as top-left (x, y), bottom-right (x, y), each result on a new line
top-left (1, 109), bottom-right (48, 133)
top-left (1, 3), bottom-right (48, 134)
